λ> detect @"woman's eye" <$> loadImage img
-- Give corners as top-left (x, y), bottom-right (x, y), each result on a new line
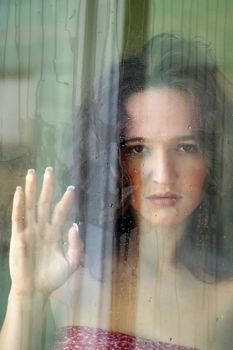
top-left (177, 144), bottom-right (199, 154)
top-left (127, 145), bottom-right (145, 155)
top-left (121, 144), bottom-right (147, 157)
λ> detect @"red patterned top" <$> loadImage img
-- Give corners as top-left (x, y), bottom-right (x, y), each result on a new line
top-left (54, 326), bottom-right (199, 350)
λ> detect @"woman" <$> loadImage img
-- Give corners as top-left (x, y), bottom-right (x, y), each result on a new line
top-left (1, 33), bottom-right (233, 349)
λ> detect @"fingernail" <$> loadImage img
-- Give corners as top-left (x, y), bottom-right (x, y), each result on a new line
top-left (67, 185), bottom-right (75, 192)
top-left (27, 168), bottom-right (35, 175)
top-left (73, 223), bottom-right (79, 232)
top-left (16, 186), bottom-right (22, 191)
top-left (45, 166), bottom-right (53, 172)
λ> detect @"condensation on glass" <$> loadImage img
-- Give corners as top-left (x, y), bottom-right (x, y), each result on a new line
top-left (0, 1), bottom-right (233, 350)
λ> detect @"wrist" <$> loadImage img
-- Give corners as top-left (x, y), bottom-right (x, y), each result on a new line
top-left (8, 289), bottom-right (48, 308)
top-left (2, 290), bottom-right (49, 350)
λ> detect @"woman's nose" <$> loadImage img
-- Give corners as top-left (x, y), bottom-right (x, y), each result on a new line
top-left (147, 150), bottom-right (178, 185)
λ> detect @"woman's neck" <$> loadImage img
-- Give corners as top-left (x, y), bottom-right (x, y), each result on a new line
top-left (137, 218), bottom-right (187, 274)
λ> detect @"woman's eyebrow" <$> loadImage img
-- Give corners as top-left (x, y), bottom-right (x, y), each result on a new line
top-left (174, 135), bottom-right (197, 142)
top-left (120, 135), bottom-right (197, 143)
top-left (120, 136), bottom-right (145, 143)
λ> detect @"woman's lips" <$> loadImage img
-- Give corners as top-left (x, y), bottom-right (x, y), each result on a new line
top-left (145, 192), bottom-right (182, 207)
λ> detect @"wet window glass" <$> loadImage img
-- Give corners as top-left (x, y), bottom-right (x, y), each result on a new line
top-left (0, 1), bottom-right (233, 349)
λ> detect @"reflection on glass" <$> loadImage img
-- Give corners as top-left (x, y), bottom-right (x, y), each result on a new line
top-left (0, 2), bottom-right (233, 350)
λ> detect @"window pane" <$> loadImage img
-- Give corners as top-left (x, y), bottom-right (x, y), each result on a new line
top-left (0, 1), bottom-right (233, 350)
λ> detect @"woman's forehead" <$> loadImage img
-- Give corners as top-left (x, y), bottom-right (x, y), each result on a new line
top-left (123, 88), bottom-right (200, 139)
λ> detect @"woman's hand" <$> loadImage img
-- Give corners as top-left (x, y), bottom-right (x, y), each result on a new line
top-left (9, 167), bottom-right (83, 299)
top-left (0, 167), bottom-right (83, 350)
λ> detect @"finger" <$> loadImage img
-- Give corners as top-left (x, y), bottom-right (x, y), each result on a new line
top-left (37, 167), bottom-right (54, 223)
top-left (51, 186), bottom-right (75, 229)
top-left (25, 169), bottom-right (36, 226)
top-left (11, 186), bottom-right (25, 233)
top-left (66, 223), bottom-right (84, 272)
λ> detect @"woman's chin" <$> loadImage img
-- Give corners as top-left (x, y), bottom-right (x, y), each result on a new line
top-left (137, 210), bottom-right (190, 229)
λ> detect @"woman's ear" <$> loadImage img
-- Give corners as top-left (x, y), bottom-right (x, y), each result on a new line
top-left (118, 151), bottom-right (131, 187)
top-left (204, 168), bottom-right (221, 196)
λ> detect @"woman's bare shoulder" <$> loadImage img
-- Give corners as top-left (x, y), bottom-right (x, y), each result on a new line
top-left (216, 277), bottom-right (233, 295)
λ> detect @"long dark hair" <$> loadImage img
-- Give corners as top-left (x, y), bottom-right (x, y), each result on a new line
top-left (73, 33), bottom-right (233, 282)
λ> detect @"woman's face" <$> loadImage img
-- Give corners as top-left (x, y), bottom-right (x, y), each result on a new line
top-left (121, 88), bottom-right (208, 226)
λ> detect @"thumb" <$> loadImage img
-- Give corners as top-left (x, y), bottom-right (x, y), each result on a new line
top-left (65, 223), bottom-right (84, 273)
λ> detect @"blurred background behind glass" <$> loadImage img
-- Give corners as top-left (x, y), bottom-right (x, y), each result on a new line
top-left (0, 0), bottom-right (232, 346)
